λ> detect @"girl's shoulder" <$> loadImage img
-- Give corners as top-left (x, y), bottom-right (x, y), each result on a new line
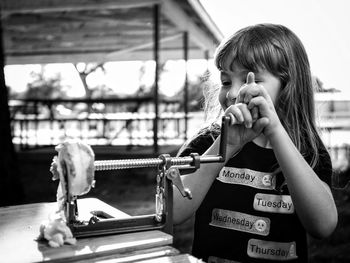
top-left (178, 123), bottom-right (221, 157)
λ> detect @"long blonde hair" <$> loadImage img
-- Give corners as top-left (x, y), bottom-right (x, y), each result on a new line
top-left (211, 23), bottom-right (322, 168)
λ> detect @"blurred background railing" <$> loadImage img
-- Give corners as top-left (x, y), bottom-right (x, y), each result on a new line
top-left (315, 93), bottom-right (350, 174)
top-left (9, 97), bottom-right (191, 150)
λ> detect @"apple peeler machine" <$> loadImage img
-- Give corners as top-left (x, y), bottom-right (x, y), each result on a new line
top-left (64, 116), bottom-right (229, 238)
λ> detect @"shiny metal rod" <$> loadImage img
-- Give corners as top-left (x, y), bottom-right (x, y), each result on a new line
top-left (94, 116), bottom-right (229, 172)
top-left (94, 156), bottom-right (194, 171)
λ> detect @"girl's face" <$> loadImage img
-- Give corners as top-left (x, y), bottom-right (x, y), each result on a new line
top-left (218, 62), bottom-right (282, 111)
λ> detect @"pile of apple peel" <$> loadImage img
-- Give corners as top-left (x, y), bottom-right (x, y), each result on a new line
top-left (39, 140), bottom-right (95, 247)
top-left (38, 214), bottom-right (77, 248)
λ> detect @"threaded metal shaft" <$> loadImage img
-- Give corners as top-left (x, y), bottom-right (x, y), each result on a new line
top-left (94, 156), bottom-right (193, 171)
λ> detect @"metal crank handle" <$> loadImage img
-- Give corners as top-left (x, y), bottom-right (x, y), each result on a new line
top-left (166, 167), bottom-right (192, 199)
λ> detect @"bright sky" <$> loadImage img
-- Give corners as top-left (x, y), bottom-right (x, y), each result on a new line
top-left (200, 0), bottom-right (350, 97)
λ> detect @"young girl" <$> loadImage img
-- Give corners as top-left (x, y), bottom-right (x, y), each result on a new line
top-left (173, 24), bottom-right (337, 262)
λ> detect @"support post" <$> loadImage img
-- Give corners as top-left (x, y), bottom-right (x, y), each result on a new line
top-left (153, 4), bottom-right (160, 154)
top-left (183, 31), bottom-right (189, 141)
top-left (0, 16), bottom-right (24, 205)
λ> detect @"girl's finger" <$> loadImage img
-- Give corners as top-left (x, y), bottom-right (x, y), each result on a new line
top-left (247, 96), bottom-right (270, 116)
top-left (227, 112), bottom-right (237, 125)
top-left (236, 73), bottom-right (255, 103)
top-left (239, 84), bottom-right (266, 104)
top-left (251, 106), bottom-right (259, 122)
top-left (225, 105), bottom-right (244, 124)
top-left (236, 84), bottom-right (247, 104)
top-left (237, 103), bottom-right (253, 128)
top-left (241, 72), bottom-right (256, 103)
top-left (246, 72), bottom-right (255, 84)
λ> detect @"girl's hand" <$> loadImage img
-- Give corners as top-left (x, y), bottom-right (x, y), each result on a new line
top-left (224, 72), bottom-right (271, 147)
top-left (237, 72), bottom-right (282, 138)
top-left (224, 103), bottom-right (266, 147)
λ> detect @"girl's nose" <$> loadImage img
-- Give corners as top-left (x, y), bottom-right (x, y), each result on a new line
top-left (226, 86), bottom-right (239, 102)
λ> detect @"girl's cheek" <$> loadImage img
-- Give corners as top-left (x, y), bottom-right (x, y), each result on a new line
top-left (218, 91), bottom-right (227, 109)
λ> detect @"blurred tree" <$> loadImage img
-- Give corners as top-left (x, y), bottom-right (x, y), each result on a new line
top-left (90, 84), bottom-right (115, 98)
top-left (25, 68), bottom-right (66, 99)
top-left (140, 61), bottom-right (166, 98)
top-left (313, 75), bottom-right (340, 93)
top-left (108, 62), bottom-right (163, 140)
top-left (172, 70), bottom-right (210, 112)
top-left (8, 84), bottom-right (20, 99)
top-left (74, 63), bottom-right (112, 114)
top-left (74, 63), bottom-right (105, 98)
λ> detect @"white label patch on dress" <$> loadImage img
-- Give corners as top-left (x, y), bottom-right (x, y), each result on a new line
top-left (210, 209), bottom-right (270, 236)
top-left (217, 167), bottom-right (276, 190)
top-left (208, 256), bottom-right (241, 263)
top-left (247, 239), bottom-right (298, 261)
top-left (253, 193), bottom-right (294, 214)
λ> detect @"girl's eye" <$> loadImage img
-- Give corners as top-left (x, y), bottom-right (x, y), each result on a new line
top-left (221, 81), bottom-right (231, 87)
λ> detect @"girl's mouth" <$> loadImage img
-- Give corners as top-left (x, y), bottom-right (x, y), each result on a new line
top-left (226, 99), bottom-right (236, 108)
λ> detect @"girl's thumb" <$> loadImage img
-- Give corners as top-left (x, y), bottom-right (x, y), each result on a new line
top-left (246, 72), bottom-right (255, 84)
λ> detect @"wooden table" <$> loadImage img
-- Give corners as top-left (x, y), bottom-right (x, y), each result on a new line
top-left (0, 198), bottom-right (197, 262)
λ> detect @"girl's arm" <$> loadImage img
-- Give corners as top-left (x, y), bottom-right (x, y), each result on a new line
top-left (173, 137), bottom-right (241, 224)
top-left (268, 125), bottom-right (338, 239)
top-left (241, 72), bottom-right (337, 238)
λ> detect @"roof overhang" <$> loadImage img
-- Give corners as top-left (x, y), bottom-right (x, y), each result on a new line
top-left (1, 0), bottom-right (223, 65)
